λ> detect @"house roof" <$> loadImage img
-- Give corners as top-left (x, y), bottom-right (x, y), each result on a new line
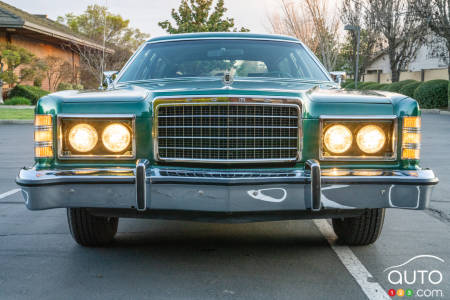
top-left (148, 32), bottom-right (300, 43)
top-left (0, 1), bottom-right (112, 52)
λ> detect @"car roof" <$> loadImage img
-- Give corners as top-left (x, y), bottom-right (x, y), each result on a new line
top-left (147, 32), bottom-right (300, 43)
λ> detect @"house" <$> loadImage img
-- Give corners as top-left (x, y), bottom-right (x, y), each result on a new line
top-left (0, 1), bottom-right (112, 92)
top-left (363, 37), bottom-right (449, 83)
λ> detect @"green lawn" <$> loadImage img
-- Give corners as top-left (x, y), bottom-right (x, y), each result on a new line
top-left (0, 108), bottom-right (34, 120)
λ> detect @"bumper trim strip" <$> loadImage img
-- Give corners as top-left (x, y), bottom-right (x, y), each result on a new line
top-left (15, 168), bottom-right (439, 187)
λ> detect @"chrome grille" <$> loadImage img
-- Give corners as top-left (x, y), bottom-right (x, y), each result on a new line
top-left (155, 101), bottom-right (300, 163)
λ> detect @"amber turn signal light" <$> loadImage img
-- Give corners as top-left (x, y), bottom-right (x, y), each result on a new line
top-left (35, 146), bottom-right (53, 158)
top-left (34, 130), bottom-right (53, 143)
top-left (402, 116), bottom-right (420, 160)
top-left (35, 115), bottom-right (52, 126)
top-left (403, 116), bottom-right (421, 129)
top-left (34, 114), bottom-right (53, 158)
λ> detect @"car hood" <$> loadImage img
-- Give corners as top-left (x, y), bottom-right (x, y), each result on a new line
top-left (126, 78), bottom-right (396, 105)
top-left (52, 79), bottom-right (394, 103)
top-left (42, 78), bottom-right (408, 117)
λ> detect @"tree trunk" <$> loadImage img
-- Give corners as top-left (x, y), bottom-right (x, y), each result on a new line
top-left (387, 43), bottom-right (400, 82)
top-left (447, 40), bottom-right (450, 80)
top-left (389, 55), bottom-right (400, 82)
top-left (391, 70), bottom-right (400, 82)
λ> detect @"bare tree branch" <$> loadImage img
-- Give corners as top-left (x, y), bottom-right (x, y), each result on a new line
top-left (367, 0), bottom-right (427, 82)
top-left (412, 0), bottom-right (450, 77)
top-left (268, 0), bottom-right (340, 71)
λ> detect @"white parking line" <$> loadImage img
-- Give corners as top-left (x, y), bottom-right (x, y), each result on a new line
top-left (0, 188), bottom-right (21, 200)
top-left (313, 219), bottom-right (390, 300)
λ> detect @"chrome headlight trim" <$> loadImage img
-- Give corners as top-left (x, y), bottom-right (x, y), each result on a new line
top-left (319, 115), bottom-right (398, 161)
top-left (57, 114), bottom-right (136, 160)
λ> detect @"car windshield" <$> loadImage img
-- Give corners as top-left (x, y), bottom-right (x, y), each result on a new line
top-left (118, 39), bottom-right (330, 82)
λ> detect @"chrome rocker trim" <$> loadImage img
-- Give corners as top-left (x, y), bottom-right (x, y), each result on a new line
top-left (16, 162), bottom-right (438, 220)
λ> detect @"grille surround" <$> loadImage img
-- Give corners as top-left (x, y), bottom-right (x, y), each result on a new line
top-left (153, 97), bottom-right (302, 163)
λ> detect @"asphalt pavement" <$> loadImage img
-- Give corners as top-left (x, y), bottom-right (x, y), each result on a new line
top-left (0, 114), bottom-right (449, 300)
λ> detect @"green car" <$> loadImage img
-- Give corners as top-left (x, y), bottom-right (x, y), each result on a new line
top-left (16, 33), bottom-right (438, 247)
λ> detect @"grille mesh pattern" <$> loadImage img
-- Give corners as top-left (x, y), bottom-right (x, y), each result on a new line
top-left (156, 103), bottom-right (300, 162)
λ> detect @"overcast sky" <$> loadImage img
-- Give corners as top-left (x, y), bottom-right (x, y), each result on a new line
top-left (6, 0), bottom-right (280, 37)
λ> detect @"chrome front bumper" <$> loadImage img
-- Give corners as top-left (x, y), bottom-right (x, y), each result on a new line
top-left (16, 160), bottom-right (438, 215)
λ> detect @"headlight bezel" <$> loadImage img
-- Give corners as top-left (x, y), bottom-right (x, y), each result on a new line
top-left (319, 115), bottom-right (398, 161)
top-left (57, 114), bottom-right (136, 160)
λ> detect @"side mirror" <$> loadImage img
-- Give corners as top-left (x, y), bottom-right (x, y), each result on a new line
top-left (101, 71), bottom-right (118, 90)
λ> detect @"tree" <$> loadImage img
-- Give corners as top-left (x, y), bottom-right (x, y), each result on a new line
top-left (43, 56), bottom-right (72, 91)
top-left (0, 44), bottom-right (34, 87)
top-left (57, 5), bottom-right (149, 88)
top-left (412, 0), bottom-right (450, 78)
top-left (269, 0), bottom-right (318, 54)
top-left (367, 0), bottom-right (427, 82)
top-left (340, 0), bottom-right (378, 81)
top-left (268, 0), bottom-right (341, 71)
top-left (158, 0), bottom-right (249, 33)
top-left (19, 58), bottom-right (47, 86)
top-left (57, 6), bottom-right (148, 49)
top-left (304, 0), bottom-right (340, 71)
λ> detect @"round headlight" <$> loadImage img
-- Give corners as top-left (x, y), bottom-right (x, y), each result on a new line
top-left (102, 123), bottom-right (131, 153)
top-left (356, 125), bottom-right (386, 154)
top-left (323, 125), bottom-right (353, 154)
top-left (68, 124), bottom-right (98, 152)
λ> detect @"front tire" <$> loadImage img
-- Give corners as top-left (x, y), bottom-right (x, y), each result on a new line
top-left (67, 208), bottom-right (118, 247)
top-left (332, 208), bottom-right (385, 245)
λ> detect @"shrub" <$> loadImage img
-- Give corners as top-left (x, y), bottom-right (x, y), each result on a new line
top-left (413, 79), bottom-right (449, 109)
top-left (9, 85), bottom-right (49, 105)
top-left (57, 82), bottom-right (73, 91)
top-left (73, 84), bottom-right (84, 90)
top-left (386, 80), bottom-right (417, 92)
top-left (341, 81), bottom-right (354, 88)
top-left (368, 83), bottom-right (389, 90)
top-left (344, 81), bottom-right (363, 89)
top-left (4, 97), bottom-right (32, 105)
top-left (33, 78), bottom-right (42, 88)
top-left (377, 84), bottom-right (391, 91)
top-left (354, 82), bottom-right (375, 89)
top-left (360, 82), bottom-right (381, 90)
top-left (399, 81), bottom-right (423, 98)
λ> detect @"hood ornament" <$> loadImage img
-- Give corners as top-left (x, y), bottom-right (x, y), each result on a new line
top-left (223, 71), bottom-right (233, 86)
